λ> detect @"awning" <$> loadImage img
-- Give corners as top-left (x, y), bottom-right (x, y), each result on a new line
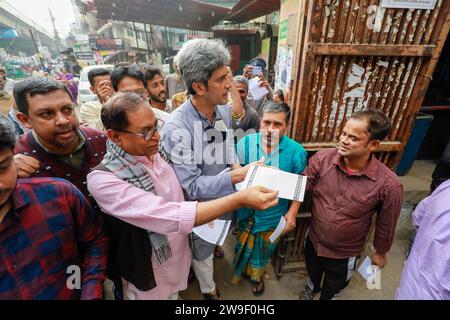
top-left (94, 0), bottom-right (231, 31)
top-left (93, 0), bottom-right (280, 31)
top-left (213, 28), bottom-right (261, 36)
top-left (226, 0), bottom-right (280, 23)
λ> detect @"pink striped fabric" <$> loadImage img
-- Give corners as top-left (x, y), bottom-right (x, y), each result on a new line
top-left (87, 153), bottom-right (197, 299)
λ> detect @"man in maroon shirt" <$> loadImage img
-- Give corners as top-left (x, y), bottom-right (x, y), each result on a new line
top-left (12, 77), bottom-right (107, 208)
top-left (299, 109), bottom-right (403, 300)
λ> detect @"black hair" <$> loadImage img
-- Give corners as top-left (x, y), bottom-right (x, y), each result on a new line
top-left (87, 68), bottom-right (111, 86)
top-left (0, 114), bottom-right (17, 150)
top-left (13, 77), bottom-right (73, 115)
top-left (110, 64), bottom-right (146, 91)
top-left (144, 66), bottom-right (163, 84)
top-left (350, 108), bottom-right (391, 141)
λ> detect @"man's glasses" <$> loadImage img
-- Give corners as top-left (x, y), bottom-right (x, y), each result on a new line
top-left (118, 119), bottom-right (164, 141)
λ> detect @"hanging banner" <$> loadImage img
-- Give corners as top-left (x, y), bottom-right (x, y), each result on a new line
top-left (90, 38), bottom-right (125, 51)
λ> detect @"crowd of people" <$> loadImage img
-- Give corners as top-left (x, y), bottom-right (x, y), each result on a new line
top-left (0, 38), bottom-right (449, 300)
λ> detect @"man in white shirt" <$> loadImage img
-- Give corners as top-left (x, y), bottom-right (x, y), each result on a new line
top-left (243, 58), bottom-right (273, 116)
top-left (79, 68), bottom-right (113, 130)
top-left (111, 64), bottom-right (169, 124)
top-left (144, 67), bottom-right (172, 113)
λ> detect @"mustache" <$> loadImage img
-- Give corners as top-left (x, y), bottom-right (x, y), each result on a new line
top-left (54, 125), bottom-right (74, 134)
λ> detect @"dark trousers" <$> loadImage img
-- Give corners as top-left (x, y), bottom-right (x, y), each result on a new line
top-left (304, 236), bottom-right (359, 300)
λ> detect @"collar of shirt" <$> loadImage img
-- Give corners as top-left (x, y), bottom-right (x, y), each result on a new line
top-left (133, 153), bottom-right (162, 165)
top-left (256, 133), bottom-right (287, 152)
top-left (332, 151), bottom-right (378, 181)
top-left (187, 98), bottom-right (223, 126)
top-left (8, 109), bottom-right (26, 132)
top-left (84, 100), bottom-right (103, 109)
top-left (32, 129), bottom-right (86, 155)
top-left (10, 183), bottom-right (32, 218)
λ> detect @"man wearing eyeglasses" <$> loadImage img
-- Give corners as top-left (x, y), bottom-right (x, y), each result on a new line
top-left (86, 92), bottom-right (278, 300)
top-left (12, 77), bottom-right (107, 210)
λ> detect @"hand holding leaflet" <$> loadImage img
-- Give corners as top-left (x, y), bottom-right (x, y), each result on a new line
top-left (240, 165), bottom-right (307, 201)
top-left (192, 219), bottom-right (231, 246)
top-left (248, 76), bottom-right (269, 100)
top-left (269, 217), bottom-right (286, 243)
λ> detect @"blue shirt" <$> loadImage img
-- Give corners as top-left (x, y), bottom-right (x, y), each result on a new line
top-left (161, 98), bottom-right (238, 260)
top-left (161, 99), bottom-right (237, 201)
top-left (236, 133), bottom-right (308, 233)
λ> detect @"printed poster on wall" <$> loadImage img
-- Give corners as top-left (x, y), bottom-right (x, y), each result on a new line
top-left (274, 46), bottom-right (293, 92)
top-left (381, 0), bottom-right (437, 10)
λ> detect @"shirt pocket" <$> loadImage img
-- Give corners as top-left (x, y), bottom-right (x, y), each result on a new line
top-left (339, 194), bottom-right (374, 220)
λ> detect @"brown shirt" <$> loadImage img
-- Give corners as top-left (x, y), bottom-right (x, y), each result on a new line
top-left (304, 148), bottom-right (403, 259)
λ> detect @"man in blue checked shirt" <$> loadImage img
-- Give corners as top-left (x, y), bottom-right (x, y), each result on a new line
top-left (0, 115), bottom-right (109, 300)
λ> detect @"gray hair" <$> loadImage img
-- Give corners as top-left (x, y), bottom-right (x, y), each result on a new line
top-left (233, 75), bottom-right (249, 87)
top-left (177, 39), bottom-right (230, 95)
top-left (262, 101), bottom-right (291, 123)
top-left (0, 114), bottom-right (17, 150)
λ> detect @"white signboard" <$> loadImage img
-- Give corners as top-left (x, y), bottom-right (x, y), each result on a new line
top-left (381, 0), bottom-right (437, 10)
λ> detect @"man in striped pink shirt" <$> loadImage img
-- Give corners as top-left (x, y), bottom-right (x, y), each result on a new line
top-left (86, 92), bottom-right (278, 300)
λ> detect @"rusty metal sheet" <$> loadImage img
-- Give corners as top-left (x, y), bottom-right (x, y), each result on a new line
top-left (290, 0), bottom-right (450, 169)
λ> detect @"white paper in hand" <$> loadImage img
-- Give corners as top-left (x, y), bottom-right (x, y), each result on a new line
top-left (241, 165), bottom-right (307, 201)
top-left (192, 219), bottom-right (231, 246)
top-left (357, 256), bottom-right (374, 280)
top-left (357, 256), bottom-right (381, 289)
top-left (269, 217), bottom-right (286, 243)
top-left (248, 76), bottom-right (269, 100)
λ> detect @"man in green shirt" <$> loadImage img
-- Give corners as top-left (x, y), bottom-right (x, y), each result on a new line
top-left (232, 101), bottom-right (308, 296)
